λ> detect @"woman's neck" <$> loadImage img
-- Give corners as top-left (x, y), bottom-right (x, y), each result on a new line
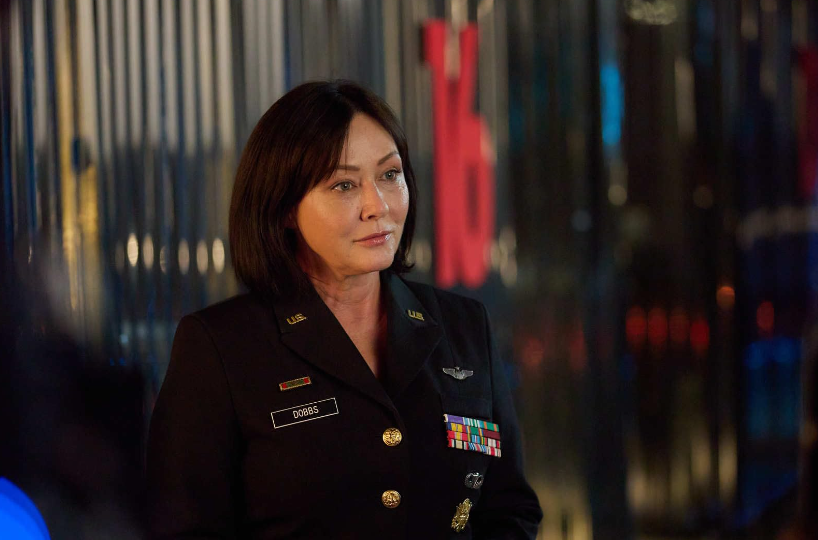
top-left (308, 271), bottom-right (383, 324)
top-left (309, 271), bottom-right (387, 379)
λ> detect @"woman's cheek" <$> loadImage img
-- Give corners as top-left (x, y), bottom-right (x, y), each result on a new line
top-left (395, 182), bottom-right (410, 216)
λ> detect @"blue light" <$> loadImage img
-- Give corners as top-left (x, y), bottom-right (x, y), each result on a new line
top-left (773, 337), bottom-right (800, 365)
top-left (0, 478), bottom-right (50, 540)
top-left (745, 341), bottom-right (766, 370)
top-left (600, 63), bottom-right (623, 147)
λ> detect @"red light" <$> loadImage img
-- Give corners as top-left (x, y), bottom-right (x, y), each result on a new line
top-left (756, 301), bottom-right (774, 336)
top-left (669, 307), bottom-right (689, 346)
top-left (717, 285), bottom-right (735, 311)
top-left (520, 336), bottom-right (545, 370)
top-left (569, 324), bottom-right (587, 372)
top-left (626, 307), bottom-right (647, 350)
top-left (648, 308), bottom-right (668, 348)
top-left (690, 316), bottom-right (710, 356)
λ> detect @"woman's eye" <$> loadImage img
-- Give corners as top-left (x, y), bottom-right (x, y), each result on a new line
top-left (384, 169), bottom-right (401, 180)
top-left (334, 181), bottom-right (353, 192)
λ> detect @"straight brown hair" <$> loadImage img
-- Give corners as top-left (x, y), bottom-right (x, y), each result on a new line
top-left (229, 80), bottom-right (417, 298)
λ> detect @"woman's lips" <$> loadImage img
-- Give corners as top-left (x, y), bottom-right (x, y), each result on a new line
top-left (355, 232), bottom-right (392, 247)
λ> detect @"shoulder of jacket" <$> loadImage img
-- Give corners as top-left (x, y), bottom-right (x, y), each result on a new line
top-left (400, 277), bottom-right (486, 319)
top-left (183, 293), bottom-right (267, 331)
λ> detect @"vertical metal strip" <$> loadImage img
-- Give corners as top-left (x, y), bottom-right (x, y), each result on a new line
top-left (54, 0), bottom-right (80, 321)
top-left (74, 0), bottom-right (103, 352)
top-left (205, 0), bottom-right (217, 296)
top-left (156, 0), bottom-right (172, 374)
top-left (190, 0), bottom-right (205, 306)
top-left (69, 0), bottom-right (91, 346)
top-left (43, 0), bottom-right (63, 258)
top-left (133, 0), bottom-right (147, 346)
top-left (91, 0), bottom-right (115, 357)
top-left (382, 0), bottom-right (402, 119)
top-left (0, 1), bottom-right (14, 259)
top-left (21, 0), bottom-right (38, 241)
top-left (143, 0), bottom-right (159, 369)
top-left (301, 0), bottom-right (329, 80)
top-left (160, 0), bottom-right (177, 345)
top-left (257, 0), bottom-right (270, 110)
top-left (33, 0), bottom-right (54, 247)
top-left (270, 0), bottom-right (285, 101)
top-left (336, 0), bottom-right (355, 82)
top-left (400, 0), bottom-right (433, 266)
top-left (228, 0), bottom-right (245, 159)
top-left (214, 0), bottom-right (234, 297)
top-left (121, 0), bottom-right (138, 356)
top-left (241, 0), bottom-right (257, 132)
top-left (162, 0), bottom-right (178, 153)
top-left (285, 0), bottom-right (302, 88)
top-left (365, 0), bottom-right (385, 95)
top-left (197, 0), bottom-right (214, 151)
top-left (113, 0), bottom-right (132, 353)
top-left (128, 0), bottom-right (143, 147)
top-left (177, 0), bottom-right (192, 313)
top-left (494, 0), bottom-right (509, 157)
top-left (9, 1), bottom-right (24, 247)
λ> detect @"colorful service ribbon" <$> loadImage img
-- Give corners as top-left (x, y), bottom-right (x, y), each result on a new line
top-left (443, 413), bottom-right (502, 458)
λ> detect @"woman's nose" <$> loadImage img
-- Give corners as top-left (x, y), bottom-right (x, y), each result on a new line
top-left (361, 182), bottom-right (389, 220)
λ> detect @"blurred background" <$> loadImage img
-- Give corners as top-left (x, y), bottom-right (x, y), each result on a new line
top-left (1, 0), bottom-right (817, 538)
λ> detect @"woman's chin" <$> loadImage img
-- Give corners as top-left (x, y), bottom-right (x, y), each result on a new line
top-left (347, 255), bottom-right (396, 276)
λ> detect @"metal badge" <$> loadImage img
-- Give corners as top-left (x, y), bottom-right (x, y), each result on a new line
top-left (451, 498), bottom-right (472, 532)
top-left (464, 472), bottom-right (484, 489)
top-left (407, 309), bottom-right (425, 321)
top-left (286, 313), bottom-right (307, 325)
top-left (442, 366), bottom-right (474, 380)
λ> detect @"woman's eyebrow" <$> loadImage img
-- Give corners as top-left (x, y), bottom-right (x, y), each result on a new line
top-left (377, 150), bottom-right (400, 165)
top-left (334, 151), bottom-right (400, 171)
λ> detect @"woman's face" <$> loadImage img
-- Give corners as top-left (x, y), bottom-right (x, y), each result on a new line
top-left (294, 113), bottom-right (409, 282)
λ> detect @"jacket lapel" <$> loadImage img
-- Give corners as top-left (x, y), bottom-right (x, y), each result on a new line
top-left (271, 285), bottom-right (394, 411)
top-left (382, 273), bottom-right (443, 398)
top-left (269, 273), bottom-right (443, 408)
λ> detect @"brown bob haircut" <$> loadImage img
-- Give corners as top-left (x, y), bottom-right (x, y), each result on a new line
top-left (229, 80), bottom-right (417, 298)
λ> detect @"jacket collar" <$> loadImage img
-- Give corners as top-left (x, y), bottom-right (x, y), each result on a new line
top-left (381, 273), bottom-right (443, 397)
top-left (270, 272), bottom-right (442, 409)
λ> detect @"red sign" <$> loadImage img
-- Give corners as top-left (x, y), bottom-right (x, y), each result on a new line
top-left (797, 47), bottom-right (818, 201)
top-left (424, 21), bottom-right (496, 288)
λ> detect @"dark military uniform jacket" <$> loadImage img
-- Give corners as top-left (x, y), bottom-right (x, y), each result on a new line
top-left (147, 272), bottom-right (542, 539)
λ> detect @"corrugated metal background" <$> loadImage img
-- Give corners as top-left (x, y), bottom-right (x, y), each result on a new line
top-left (0, 0), bottom-right (512, 388)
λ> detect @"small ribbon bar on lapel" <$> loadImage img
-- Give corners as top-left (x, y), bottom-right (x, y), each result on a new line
top-left (279, 376), bottom-right (312, 391)
top-left (443, 413), bottom-right (502, 458)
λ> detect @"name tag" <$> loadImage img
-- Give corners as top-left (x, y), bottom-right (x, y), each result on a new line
top-left (270, 397), bottom-right (339, 429)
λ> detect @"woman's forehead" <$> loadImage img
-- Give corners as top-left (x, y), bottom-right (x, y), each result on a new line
top-left (340, 115), bottom-right (398, 157)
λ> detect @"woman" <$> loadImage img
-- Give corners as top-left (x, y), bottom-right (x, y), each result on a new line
top-left (147, 80), bottom-right (542, 539)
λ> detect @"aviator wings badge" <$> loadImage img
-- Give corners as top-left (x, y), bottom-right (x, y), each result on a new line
top-left (443, 366), bottom-right (474, 380)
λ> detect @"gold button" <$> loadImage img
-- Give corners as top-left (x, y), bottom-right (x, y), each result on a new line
top-left (382, 427), bottom-right (403, 446)
top-left (381, 490), bottom-right (401, 509)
